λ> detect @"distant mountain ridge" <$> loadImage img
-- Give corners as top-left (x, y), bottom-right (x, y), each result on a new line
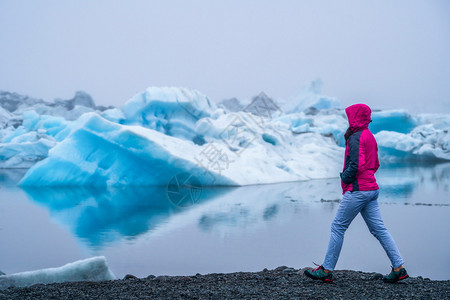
top-left (0, 90), bottom-right (112, 115)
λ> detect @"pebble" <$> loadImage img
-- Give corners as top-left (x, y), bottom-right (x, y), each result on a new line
top-left (298, 267), bottom-right (313, 274)
top-left (154, 275), bottom-right (170, 281)
top-left (282, 268), bottom-right (295, 273)
top-left (370, 273), bottom-right (383, 280)
top-left (274, 266), bottom-right (288, 271)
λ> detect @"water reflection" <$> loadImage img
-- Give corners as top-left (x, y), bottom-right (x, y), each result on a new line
top-left (194, 179), bottom-right (340, 235)
top-left (20, 178), bottom-right (340, 249)
top-left (23, 186), bottom-right (233, 249)
top-left (0, 169), bottom-right (27, 187)
top-left (19, 163), bottom-right (450, 250)
top-left (377, 162), bottom-right (450, 200)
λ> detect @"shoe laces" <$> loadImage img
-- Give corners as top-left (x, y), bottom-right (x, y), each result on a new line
top-left (312, 262), bottom-right (323, 272)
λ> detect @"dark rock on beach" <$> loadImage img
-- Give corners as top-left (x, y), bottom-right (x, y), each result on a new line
top-left (123, 274), bottom-right (138, 280)
top-left (0, 268), bottom-right (448, 299)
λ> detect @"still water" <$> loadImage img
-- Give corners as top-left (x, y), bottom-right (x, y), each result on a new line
top-left (0, 164), bottom-right (449, 280)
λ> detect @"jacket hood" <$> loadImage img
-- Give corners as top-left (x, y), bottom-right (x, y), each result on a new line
top-left (345, 104), bottom-right (371, 131)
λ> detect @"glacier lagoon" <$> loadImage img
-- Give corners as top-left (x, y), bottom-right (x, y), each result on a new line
top-left (1, 84), bottom-right (449, 284)
top-left (0, 163), bottom-right (448, 280)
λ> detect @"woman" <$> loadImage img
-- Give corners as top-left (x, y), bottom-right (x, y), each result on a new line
top-left (304, 103), bottom-right (408, 283)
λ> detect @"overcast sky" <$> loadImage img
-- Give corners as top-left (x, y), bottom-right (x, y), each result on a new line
top-left (1, 0), bottom-right (449, 113)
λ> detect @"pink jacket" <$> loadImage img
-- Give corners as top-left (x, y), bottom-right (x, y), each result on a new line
top-left (340, 104), bottom-right (380, 194)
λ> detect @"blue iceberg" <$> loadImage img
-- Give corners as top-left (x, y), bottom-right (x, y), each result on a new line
top-left (19, 113), bottom-right (236, 186)
top-left (0, 84), bottom-right (447, 186)
top-left (120, 86), bottom-right (215, 143)
top-left (375, 124), bottom-right (450, 162)
top-left (0, 91), bottom-right (105, 168)
top-left (370, 110), bottom-right (417, 134)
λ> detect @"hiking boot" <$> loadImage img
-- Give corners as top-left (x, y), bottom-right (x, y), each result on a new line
top-left (383, 267), bottom-right (409, 283)
top-left (304, 265), bottom-right (333, 283)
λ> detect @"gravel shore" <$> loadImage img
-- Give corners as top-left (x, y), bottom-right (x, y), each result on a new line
top-left (1, 266), bottom-right (448, 299)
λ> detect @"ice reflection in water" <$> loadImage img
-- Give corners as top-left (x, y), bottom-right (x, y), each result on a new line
top-left (20, 163), bottom-right (450, 250)
top-left (377, 163), bottom-right (450, 201)
top-left (0, 163), bottom-right (448, 279)
top-left (22, 186), bottom-right (234, 249)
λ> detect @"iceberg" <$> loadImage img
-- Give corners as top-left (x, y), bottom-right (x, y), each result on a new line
top-left (0, 110), bottom-right (68, 168)
top-left (0, 256), bottom-right (116, 289)
top-left (282, 79), bottom-right (341, 114)
top-left (1, 84), bottom-right (449, 184)
top-left (19, 113), bottom-right (235, 186)
top-left (0, 136), bottom-right (56, 168)
top-left (101, 107), bottom-right (126, 124)
top-left (19, 111), bottom-right (343, 186)
top-left (217, 97), bottom-right (243, 112)
top-left (376, 122), bottom-right (450, 162)
top-left (121, 86), bottom-right (215, 143)
top-left (0, 91), bottom-right (106, 168)
top-left (370, 110), bottom-right (417, 134)
top-left (0, 106), bottom-right (13, 129)
top-left (18, 86), bottom-right (346, 186)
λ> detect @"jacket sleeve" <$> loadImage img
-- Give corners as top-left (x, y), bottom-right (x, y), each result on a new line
top-left (374, 144), bottom-right (380, 172)
top-left (340, 134), bottom-right (360, 184)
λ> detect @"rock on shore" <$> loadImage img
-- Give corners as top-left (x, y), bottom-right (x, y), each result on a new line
top-left (0, 267), bottom-right (448, 299)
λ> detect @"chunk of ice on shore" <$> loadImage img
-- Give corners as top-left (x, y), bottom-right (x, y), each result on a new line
top-left (0, 256), bottom-right (115, 289)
